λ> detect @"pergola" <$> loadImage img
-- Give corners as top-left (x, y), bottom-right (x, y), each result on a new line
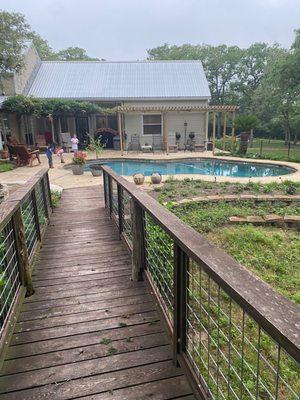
top-left (116, 104), bottom-right (239, 155)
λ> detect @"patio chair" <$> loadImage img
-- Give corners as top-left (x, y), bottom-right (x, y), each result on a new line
top-left (60, 132), bottom-right (72, 152)
top-left (168, 132), bottom-right (178, 153)
top-left (35, 134), bottom-right (47, 151)
top-left (194, 134), bottom-right (205, 152)
top-left (13, 145), bottom-right (41, 167)
top-left (152, 135), bottom-right (163, 153)
top-left (127, 134), bottom-right (141, 152)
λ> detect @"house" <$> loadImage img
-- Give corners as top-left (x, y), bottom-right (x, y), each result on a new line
top-left (0, 43), bottom-right (237, 152)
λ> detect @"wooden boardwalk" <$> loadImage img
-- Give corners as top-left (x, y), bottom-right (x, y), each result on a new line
top-left (0, 187), bottom-right (195, 399)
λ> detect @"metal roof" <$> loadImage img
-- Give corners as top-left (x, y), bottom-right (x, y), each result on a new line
top-left (26, 60), bottom-right (211, 100)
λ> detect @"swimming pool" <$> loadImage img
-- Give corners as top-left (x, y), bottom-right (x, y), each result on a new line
top-left (88, 159), bottom-right (295, 178)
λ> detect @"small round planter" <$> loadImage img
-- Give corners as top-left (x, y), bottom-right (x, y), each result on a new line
top-left (72, 164), bottom-right (84, 175)
top-left (90, 166), bottom-right (103, 177)
top-left (151, 172), bottom-right (162, 184)
top-left (133, 173), bottom-right (145, 185)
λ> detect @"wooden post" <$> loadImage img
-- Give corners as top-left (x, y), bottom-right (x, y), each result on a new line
top-left (57, 117), bottom-right (62, 146)
top-left (41, 177), bottom-right (49, 219)
top-left (173, 244), bottom-right (188, 365)
top-left (50, 116), bottom-right (55, 143)
top-left (212, 112), bottom-right (216, 155)
top-left (163, 112), bottom-right (169, 154)
top-left (231, 111), bottom-right (236, 152)
top-left (205, 111), bottom-right (209, 143)
top-left (31, 189), bottom-right (41, 241)
top-left (117, 112), bottom-right (124, 156)
top-left (117, 184), bottom-right (123, 237)
top-left (131, 199), bottom-right (145, 282)
top-left (12, 208), bottom-right (34, 297)
top-left (222, 112), bottom-right (227, 151)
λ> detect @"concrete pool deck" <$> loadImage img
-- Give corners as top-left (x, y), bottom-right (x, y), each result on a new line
top-left (0, 150), bottom-right (299, 190)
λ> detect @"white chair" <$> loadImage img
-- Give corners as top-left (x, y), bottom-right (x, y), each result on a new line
top-left (60, 132), bottom-right (72, 152)
top-left (168, 132), bottom-right (178, 152)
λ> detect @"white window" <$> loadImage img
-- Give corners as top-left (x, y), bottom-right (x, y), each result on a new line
top-left (143, 114), bottom-right (162, 135)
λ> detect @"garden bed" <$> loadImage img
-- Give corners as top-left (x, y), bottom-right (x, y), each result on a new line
top-left (165, 199), bottom-right (300, 305)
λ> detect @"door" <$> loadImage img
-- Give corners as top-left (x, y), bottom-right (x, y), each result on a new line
top-left (75, 117), bottom-right (89, 148)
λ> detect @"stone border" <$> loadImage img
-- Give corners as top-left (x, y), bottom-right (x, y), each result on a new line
top-left (229, 215), bottom-right (300, 228)
top-left (163, 194), bottom-right (300, 206)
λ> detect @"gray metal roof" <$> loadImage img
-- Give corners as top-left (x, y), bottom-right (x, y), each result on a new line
top-left (26, 61), bottom-right (211, 100)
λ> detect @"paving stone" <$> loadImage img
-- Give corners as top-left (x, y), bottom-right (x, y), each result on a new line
top-left (246, 216), bottom-right (265, 223)
top-left (229, 216), bottom-right (247, 223)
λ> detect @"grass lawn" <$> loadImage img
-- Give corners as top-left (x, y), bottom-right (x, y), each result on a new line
top-left (0, 161), bottom-right (14, 173)
top-left (168, 200), bottom-right (300, 304)
top-left (154, 178), bottom-right (300, 203)
top-left (216, 138), bottom-right (300, 162)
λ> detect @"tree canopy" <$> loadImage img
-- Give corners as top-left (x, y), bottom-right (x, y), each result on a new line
top-left (148, 30), bottom-right (300, 142)
top-left (0, 10), bottom-right (100, 80)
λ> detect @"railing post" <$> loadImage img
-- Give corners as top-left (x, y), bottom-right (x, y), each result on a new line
top-left (174, 244), bottom-right (188, 366)
top-left (103, 171), bottom-right (108, 209)
top-left (131, 199), bottom-right (145, 281)
top-left (108, 176), bottom-right (113, 215)
top-left (117, 184), bottom-right (123, 237)
top-left (12, 207), bottom-right (34, 297)
top-left (31, 188), bottom-right (41, 242)
top-left (41, 177), bottom-right (49, 219)
top-left (45, 172), bottom-right (52, 210)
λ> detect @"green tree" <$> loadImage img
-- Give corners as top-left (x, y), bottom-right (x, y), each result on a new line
top-left (0, 11), bottom-right (31, 77)
top-left (56, 47), bottom-right (99, 61)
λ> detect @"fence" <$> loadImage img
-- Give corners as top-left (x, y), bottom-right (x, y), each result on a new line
top-left (102, 165), bottom-right (299, 400)
top-left (0, 169), bottom-right (52, 347)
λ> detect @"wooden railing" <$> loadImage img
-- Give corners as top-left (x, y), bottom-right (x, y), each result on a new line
top-left (0, 169), bottom-right (52, 349)
top-left (102, 165), bottom-right (300, 400)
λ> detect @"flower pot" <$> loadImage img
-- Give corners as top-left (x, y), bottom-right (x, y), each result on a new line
top-left (133, 173), bottom-right (145, 185)
top-left (90, 166), bottom-right (103, 177)
top-left (0, 150), bottom-right (8, 159)
top-left (151, 172), bottom-right (162, 184)
top-left (72, 165), bottom-right (84, 175)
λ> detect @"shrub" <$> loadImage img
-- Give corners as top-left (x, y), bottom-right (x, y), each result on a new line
top-left (72, 151), bottom-right (87, 165)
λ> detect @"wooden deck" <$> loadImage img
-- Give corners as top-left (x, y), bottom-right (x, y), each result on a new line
top-left (0, 187), bottom-right (195, 399)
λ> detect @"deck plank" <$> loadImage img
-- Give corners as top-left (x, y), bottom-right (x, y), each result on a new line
top-left (0, 186), bottom-right (195, 399)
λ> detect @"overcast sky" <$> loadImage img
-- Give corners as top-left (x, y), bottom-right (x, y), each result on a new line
top-left (1, 0), bottom-right (299, 60)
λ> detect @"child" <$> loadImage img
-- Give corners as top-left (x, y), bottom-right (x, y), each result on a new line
top-left (71, 134), bottom-right (79, 154)
top-left (45, 143), bottom-right (56, 168)
top-left (55, 146), bottom-right (65, 163)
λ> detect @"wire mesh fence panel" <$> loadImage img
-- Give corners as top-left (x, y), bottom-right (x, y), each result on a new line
top-left (122, 189), bottom-right (133, 246)
top-left (0, 219), bottom-right (21, 338)
top-left (21, 194), bottom-right (38, 260)
top-left (111, 179), bottom-right (119, 224)
top-left (35, 181), bottom-right (48, 231)
top-left (144, 213), bottom-right (174, 325)
top-left (186, 259), bottom-right (300, 400)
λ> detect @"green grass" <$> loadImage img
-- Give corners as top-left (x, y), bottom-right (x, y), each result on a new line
top-left (51, 190), bottom-right (61, 208)
top-left (207, 225), bottom-right (300, 304)
top-left (155, 178), bottom-right (299, 203)
top-left (216, 139), bottom-right (300, 162)
top-left (169, 200), bottom-right (300, 304)
top-left (0, 161), bottom-right (14, 173)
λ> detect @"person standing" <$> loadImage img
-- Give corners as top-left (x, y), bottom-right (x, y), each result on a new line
top-left (71, 134), bottom-right (79, 153)
top-left (46, 143), bottom-right (56, 168)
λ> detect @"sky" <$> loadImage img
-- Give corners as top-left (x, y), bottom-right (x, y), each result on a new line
top-left (1, 0), bottom-right (299, 60)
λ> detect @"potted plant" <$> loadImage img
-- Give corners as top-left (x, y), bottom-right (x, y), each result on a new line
top-left (234, 115), bottom-right (259, 155)
top-left (0, 145), bottom-right (9, 160)
top-left (72, 151), bottom-right (87, 175)
top-left (189, 132), bottom-right (195, 140)
top-left (90, 164), bottom-right (103, 177)
top-left (87, 137), bottom-right (105, 159)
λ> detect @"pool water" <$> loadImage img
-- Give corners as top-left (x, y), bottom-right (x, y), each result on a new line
top-left (89, 159), bottom-right (294, 178)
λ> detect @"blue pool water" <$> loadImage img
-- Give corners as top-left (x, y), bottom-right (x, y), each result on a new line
top-left (88, 159), bottom-right (295, 178)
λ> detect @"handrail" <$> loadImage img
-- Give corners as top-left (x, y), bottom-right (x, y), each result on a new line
top-left (102, 165), bottom-right (300, 400)
top-left (0, 168), bottom-right (52, 350)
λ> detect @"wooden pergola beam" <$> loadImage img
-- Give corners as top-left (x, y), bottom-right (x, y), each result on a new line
top-left (117, 104), bottom-right (238, 113)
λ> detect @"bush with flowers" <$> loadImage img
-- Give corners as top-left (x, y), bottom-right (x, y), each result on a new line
top-left (72, 151), bottom-right (87, 165)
